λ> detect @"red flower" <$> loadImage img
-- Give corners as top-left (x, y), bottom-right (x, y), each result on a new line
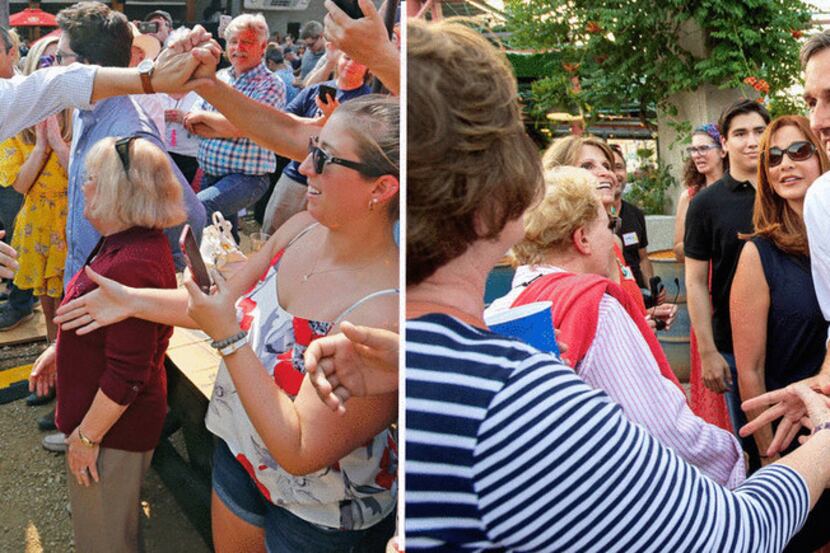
top-left (792, 29), bottom-right (803, 39)
top-left (273, 351), bottom-right (304, 395)
top-left (235, 453), bottom-right (272, 502)
top-left (585, 21), bottom-right (602, 34)
top-left (562, 62), bottom-right (580, 73)
top-left (743, 76), bottom-right (757, 86)
top-left (238, 297), bottom-right (257, 331)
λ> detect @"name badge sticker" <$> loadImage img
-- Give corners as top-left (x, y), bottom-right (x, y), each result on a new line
top-left (623, 232), bottom-right (639, 247)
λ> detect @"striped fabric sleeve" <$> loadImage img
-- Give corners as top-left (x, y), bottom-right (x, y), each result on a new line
top-left (475, 350), bottom-right (808, 552)
top-left (405, 315), bottom-right (809, 552)
top-left (578, 295), bottom-right (746, 488)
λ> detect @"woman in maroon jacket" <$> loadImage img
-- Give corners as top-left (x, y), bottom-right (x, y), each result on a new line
top-left (29, 135), bottom-right (185, 553)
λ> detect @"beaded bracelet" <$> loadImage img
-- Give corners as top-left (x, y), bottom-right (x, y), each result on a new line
top-left (210, 330), bottom-right (247, 350)
top-left (812, 420), bottom-right (830, 435)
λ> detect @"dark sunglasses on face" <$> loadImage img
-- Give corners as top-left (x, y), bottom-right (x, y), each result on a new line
top-left (767, 141), bottom-right (817, 168)
top-left (115, 136), bottom-right (139, 174)
top-left (307, 136), bottom-right (376, 176)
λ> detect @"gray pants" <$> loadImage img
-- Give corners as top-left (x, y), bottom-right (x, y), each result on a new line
top-left (262, 172), bottom-right (308, 235)
top-left (67, 447), bottom-right (154, 553)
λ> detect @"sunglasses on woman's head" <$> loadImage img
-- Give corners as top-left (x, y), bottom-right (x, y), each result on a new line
top-left (115, 136), bottom-right (139, 173)
top-left (767, 141), bottom-right (816, 168)
top-left (307, 136), bottom-right (375, 176)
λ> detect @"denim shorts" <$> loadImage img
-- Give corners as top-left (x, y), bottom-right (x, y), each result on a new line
top-left (211, 439), bottom-right (394, 553)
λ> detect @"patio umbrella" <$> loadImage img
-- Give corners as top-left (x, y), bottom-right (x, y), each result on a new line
top-left (10, 8), bottom-right (58, 27)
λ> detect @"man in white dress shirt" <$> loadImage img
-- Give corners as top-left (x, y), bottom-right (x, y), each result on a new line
top-left (800, 32), bottom-right (830, 382)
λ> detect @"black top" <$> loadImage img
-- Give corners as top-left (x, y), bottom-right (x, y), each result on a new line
top-left (684, 172), bottom-right (755, 353)
top-left (753, 237), bottom-right (828, 393)
top-left (617, 200), bottom-right (648, 289)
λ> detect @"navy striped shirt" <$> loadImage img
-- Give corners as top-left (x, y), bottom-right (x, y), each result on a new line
top-left (405, 314), bottom-right (809, 552)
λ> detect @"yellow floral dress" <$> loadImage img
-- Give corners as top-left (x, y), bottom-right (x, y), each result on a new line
top-left (0, 136), bottom-right (68, 298)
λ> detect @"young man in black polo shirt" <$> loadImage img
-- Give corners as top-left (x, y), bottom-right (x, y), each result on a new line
top-left (684, 99), bottom-right (769, 449)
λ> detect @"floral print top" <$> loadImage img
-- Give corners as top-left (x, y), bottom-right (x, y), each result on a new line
top-left (205, 245), bottom-right (398, 531)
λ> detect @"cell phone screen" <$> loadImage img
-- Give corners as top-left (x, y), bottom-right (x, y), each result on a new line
top-left (332, 0), bottom-right (364, 19)
top-left (138, 21), bottom-right (159, 34)
top-left (318, 85), bottom-right (336, 104)
top-left (179, 225), bottom-right (212, 293)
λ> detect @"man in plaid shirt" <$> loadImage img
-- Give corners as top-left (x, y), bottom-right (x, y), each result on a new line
top-left (185, 13), bottom-right (285, 238)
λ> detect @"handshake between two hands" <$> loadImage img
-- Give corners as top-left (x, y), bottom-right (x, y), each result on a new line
top-left (150, 25), bottom-right (224, 94)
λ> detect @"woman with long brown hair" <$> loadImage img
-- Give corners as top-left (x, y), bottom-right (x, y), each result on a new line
top-left (731, 115), bottom-right (830, 550)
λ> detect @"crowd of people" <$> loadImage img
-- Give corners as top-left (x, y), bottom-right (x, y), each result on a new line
top-left (12, 1), bottom-right (830, 552)
top-left (406, 14), bottom-right (830, 553)
top-left (0, 0), bottom-right (400, 550)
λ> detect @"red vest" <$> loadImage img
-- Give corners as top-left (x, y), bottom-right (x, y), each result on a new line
top-left (513, 271), bottom-right (683, 392)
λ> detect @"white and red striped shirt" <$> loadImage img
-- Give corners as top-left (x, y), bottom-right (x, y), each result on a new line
top-left (486, 264), bottom-right (745, 488)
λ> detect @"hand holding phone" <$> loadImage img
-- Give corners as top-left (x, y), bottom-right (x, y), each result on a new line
top-left (138, 21), bottom-right (159, 34)
top-left (318, 85), bottom-right (337, 104)
top-left (179, 225), bottom-right (212, 294)
top-left (333, 0), bottom-right (364, 19)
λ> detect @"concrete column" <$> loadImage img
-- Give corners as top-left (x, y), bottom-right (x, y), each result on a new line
top-left (656, 18), bottom-right (744, 213)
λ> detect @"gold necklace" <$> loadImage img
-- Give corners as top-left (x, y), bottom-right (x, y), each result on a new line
top-left (302, 254), bottom-right (377, 282)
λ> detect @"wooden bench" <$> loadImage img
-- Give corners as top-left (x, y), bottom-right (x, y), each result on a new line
top-left (155, 327), bottom-right (220, 548)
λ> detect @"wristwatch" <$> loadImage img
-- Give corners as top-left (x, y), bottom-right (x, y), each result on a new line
top-left (137, 59), bottom-right (155, 94)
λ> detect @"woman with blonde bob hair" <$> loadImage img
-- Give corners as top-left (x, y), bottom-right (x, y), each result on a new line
top-left (487, 166), bottom-right (744, 487)
top-left (29, 136), bottom-right (184, 553)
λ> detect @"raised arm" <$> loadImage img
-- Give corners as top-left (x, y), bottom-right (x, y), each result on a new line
top-left (185, 274), bottom-right (397, 475)
top-left (193, 79), bottom-right (316, 162)
top-left (54, 212), bottom-right (316, 334)
top-left (323, 0), bottom-right (400, 95)
top-left (731, 242), bottom-right (775, 462)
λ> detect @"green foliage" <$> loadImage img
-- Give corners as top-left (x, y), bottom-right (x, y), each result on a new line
top-left (625, 149), bottom-right (677, 215)
top-left (504, 0), bottom-right (812, 120)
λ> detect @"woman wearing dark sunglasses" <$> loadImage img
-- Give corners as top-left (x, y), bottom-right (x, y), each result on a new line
top-left (730, 115), bottom-right (830, 552)
top-left (53, 96), bottom-right (399, 552)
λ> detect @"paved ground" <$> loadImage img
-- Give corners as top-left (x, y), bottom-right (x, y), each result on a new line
top-left (0, 392), bottom-right (211, 553)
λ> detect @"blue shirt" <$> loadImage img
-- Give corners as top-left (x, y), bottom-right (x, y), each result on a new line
top-left (281, 80), bottom-right (371, 185)
top-left (406, 313), bottom-right (809, 552)
top-left (274, 68), bottom-right (298, 104)
top-left (66, 95), bottom-right (206, 289)
top-left (196, 62), bottom-right (285, 176)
